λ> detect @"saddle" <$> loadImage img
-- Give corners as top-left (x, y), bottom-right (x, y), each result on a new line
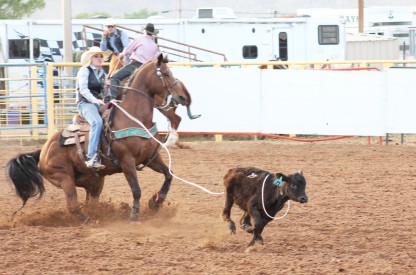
top-left (58, 102), bottom-right (156, 168)
top-left (59, 104), bottom-right (112, 146)
top-left (60, 115), bottom-right (89, 145)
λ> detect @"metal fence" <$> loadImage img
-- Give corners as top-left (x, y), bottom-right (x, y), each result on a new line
top-left (0, 62), bottom-right (78, 140)
top-left (1, 59), bottom-right (416, 141)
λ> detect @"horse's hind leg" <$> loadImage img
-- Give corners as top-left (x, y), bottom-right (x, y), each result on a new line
top-left (60, 176), bottom-right (92, 223)
top-left (85, 176), bottom-right (105, 204)
top-left (146, 154), bottom-right (172, 210)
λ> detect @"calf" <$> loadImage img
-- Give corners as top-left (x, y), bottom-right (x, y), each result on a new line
top-left (221, 167), bottom-right (308, 247)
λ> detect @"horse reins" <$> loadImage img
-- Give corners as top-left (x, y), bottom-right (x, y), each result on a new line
top-left (154, 63), bottom-right (180, 111)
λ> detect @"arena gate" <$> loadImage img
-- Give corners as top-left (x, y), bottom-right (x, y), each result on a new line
top-left (0, 63), bottom-right (78, 140)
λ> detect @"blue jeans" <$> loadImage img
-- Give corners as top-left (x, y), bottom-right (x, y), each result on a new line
top-left (77, 102), bottom-right (103, 159)
top-left (109, 61), bottom-right (142, 99)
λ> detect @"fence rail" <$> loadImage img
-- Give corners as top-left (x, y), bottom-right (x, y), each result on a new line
top-left (1, 59), bottom-right (416, 141)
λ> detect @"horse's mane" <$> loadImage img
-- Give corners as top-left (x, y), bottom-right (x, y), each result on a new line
top-left (120, 61), bottom-right (152, 97)
top-left (121, 56), bottom-right (169, 97)
top-left (122, 67), bottom-right (141, 94)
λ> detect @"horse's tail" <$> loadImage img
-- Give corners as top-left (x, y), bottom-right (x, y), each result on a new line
top-left (5, 149), bottom-right (45, 208)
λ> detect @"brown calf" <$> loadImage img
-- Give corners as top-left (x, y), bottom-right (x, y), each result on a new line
top-left (221, 167), bottom-right (308, 247)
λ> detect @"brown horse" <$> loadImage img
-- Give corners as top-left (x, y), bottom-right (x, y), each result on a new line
top-left (5, 53), bottom-right (188, 223)
top-left (119, 68), bottom-right (200, 147)
top-left (158, 80), bottom-right (201, 147)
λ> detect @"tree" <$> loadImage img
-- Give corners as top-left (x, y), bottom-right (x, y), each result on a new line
top-left (74, 9), bottom-right (158, 20)
top-left (124, 9), bottom-right (158, 19)
top-left (74, 12), bottom-right (112, 19)
top-left (0, 0), bottom-right (46, 19)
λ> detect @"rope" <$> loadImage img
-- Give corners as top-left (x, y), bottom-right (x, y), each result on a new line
top-left (261, 174), bottom-right (290, 220)
top-left (111, 100), bottom-right (224, 195)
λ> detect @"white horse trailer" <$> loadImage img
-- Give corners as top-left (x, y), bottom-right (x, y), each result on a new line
top-left (0, 15), bottom-right (347, 64)
top-left (0, 15), bottom-right (347, 100)
top-left (298, 6), bottom-right (416, 59)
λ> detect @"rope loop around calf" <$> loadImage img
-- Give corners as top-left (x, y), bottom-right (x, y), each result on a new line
top-left (261, 174), bottom-right (290, 220)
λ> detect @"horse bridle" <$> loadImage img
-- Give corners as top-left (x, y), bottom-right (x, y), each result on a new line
top-left (155, 63), bottom-right (180, 112)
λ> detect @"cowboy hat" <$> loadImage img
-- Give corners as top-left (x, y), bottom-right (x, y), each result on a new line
top-left (80, 46), bottom-right (112, 67)
top-left (144, 23), bottom-right (159, 35)
top-left (104, 17), bottom-right (117, 26)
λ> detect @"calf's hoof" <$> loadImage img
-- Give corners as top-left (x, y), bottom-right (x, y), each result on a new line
top-left (228, 221), bottom-right (236, 234)
top-left (247, 236), bottom-right (264, 247)
top-left (241, 224), bottom-right (254, 233)
top-left (83, 217), bottom-right (98, 225)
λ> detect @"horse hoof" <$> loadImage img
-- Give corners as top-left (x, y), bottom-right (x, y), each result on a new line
top-left (130, 220), bottom-right (142, 225)
top-left (148, 192), bottom-right (165, 210)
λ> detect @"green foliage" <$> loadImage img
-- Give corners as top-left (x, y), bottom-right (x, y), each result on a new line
top-left (73, 50), bottom-right (85, 62)
top-left (0, 0), bottom-right (45, 19)
top-left (74, 8), bottom-right (157, 20)
top-left (124, 9), bottom-right (158, 19)
top-left (74, 12), bottom-right (112, 19)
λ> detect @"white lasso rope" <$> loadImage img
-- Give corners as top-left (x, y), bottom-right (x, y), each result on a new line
top-left (111, 100), bottom-right (224, 195)
top-left (261, 174), bottom-right (290, 220)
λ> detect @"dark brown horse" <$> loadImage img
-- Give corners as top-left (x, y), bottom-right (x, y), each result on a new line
top-left (158, 80), bottom-right (201, 147)
top-left (119, 69), bottom-right (200, 147)
top-left (5, 53), bottom-right (188, 223)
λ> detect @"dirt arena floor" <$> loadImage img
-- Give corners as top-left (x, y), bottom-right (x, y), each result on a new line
top-left (0, 136), bottom-right (415, 274)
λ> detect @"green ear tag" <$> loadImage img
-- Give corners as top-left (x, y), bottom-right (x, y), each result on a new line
top-left (273, 176), bottom-right (283, 187)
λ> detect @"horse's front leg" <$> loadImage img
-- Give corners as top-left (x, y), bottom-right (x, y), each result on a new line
top-left (160, 109), bottom-right (181, 147)
top-left (164, 129), bottom-right (178, 147)
top-left (146, 153), bottom-right (172, 210)
top-left (121, 162), bottom-right (142, 223)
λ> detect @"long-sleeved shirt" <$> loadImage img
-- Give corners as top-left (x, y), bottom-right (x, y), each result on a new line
top-left (123, 34), bottom-right (159, 64)
top-left (76, 65), bottom-right (106, 104)
top-left (100, 29), bottom-right (130, 54)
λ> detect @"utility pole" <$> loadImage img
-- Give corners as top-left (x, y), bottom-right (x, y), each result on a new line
top-left (358, 0), bottom-right (364, 33)
top-left (62, 0), bottom-right (72, 62)
top-left (62, 0), bottom-right (73, 74)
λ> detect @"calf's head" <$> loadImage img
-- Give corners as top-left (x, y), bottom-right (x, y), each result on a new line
top-left (276, 171), bottom-right (308, 203)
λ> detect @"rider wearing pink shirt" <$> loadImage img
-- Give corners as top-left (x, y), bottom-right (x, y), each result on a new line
top-left (108, 23), bottom-right (159, 100)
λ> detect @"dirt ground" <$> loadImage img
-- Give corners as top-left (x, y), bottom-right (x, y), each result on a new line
top-left (0, 136), bottom-right (415, 275)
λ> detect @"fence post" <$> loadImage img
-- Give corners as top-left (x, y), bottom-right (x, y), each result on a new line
top-left (30, 66), bottom-right (40, 139)
top-left (46, 62), bottom-right (55, 138)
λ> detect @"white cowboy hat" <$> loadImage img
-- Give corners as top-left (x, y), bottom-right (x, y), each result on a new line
top-left (80, 46), bottom-right (112, 67)
top-left (104, 17), bottom-right (117, 26)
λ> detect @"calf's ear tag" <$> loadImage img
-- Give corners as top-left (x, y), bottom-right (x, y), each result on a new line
top-left (273, 176), bottom-right (283, 187)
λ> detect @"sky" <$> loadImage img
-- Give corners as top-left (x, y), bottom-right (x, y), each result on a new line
top-left (26, 0), bottom-right (416, 20)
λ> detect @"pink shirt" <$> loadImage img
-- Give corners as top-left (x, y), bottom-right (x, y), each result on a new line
top-left (124, 34), bottom-right (159, 64)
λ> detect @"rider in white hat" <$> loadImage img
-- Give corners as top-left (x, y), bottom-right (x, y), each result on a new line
top-left (76, 46), bottom-right (111, 169)
top-left (100, 18), bottom-right (130, 73)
